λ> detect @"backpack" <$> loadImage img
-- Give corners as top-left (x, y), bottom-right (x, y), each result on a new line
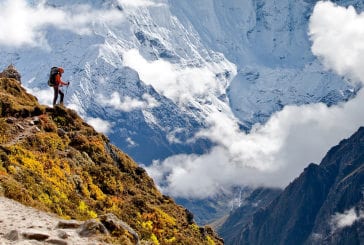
top-left (48, 67), bottom-right (59, 87)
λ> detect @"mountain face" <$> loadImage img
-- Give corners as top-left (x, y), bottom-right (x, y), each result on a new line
top-left (227, 127), bottom-right (364, 245)
top-left (1, 0), bottom-right (360, 165)
top-left (0, 77), bottom-right (223, 244)
top-left (217, 188), bottom-right (282, 244)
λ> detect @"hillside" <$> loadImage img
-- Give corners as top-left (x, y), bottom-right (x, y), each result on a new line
top-left (0, 77), bottom-right (223, 244)
top-left (228, 127), bottom-right (364, 244)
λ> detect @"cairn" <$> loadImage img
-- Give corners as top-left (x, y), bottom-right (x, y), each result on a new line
top-left (0, 64), bottom-right (21, 83)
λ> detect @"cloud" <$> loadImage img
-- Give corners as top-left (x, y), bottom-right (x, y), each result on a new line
top-left (98, 91), bottom-right (159, 112)
top-left (147, 91), bottom-right (364, 198)
top-left (309, 1), bottom-right (364, 83)
top-left (166, 128), bottom-right (185, 144)
top-left (146, 1), bottom-right (364, 199)
top-left (122, 49), bottom-right (234, 104)
top-left (0, 0), bottom-right (124, 48)
top-left (117, 0), bottom-right (162, 8)
top-left (126, 137), bottom-right (137, 147)
top-left (25, 85), bottom-right (53, 106)
top-left (331, 208), bottom-right (364, 230)
top-left (86, 117), bottom-right (112, 134)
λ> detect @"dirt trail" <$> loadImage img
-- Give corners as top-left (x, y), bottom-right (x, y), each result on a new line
top-left (1, 115), bottom-right (42, 148)
top-left (0, 196), bottom-right (108, 245)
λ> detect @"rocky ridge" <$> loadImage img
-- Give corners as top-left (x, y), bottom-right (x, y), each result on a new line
top-left (0, 77), bottom-right (223, 244)
top-left (230, 127), bottom-right (364, 244)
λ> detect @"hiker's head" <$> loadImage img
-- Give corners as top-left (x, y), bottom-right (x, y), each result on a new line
top-left (58, 67), bottom-right (64, 74)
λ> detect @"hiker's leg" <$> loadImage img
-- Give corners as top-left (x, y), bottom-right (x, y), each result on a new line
top-left (53, 86), bottom-right (59, 105)
top-left (59, 89), bottom-right (64, 105)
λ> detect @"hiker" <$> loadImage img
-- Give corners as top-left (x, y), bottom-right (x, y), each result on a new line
top-left (51, 67), bottom-right (69, 106)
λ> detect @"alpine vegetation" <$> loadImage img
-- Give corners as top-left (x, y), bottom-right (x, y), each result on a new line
top-left (0, 76), bottom-right (223, 244)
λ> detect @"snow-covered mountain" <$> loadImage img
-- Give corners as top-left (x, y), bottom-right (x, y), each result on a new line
top-left (1, 0), bottom-right (237, 164)
top-left (1, 0), bottom-right (358, 164)
top-left (1, 0), bottom-right (363, 223)
top-left (170, 0), bottom-right (362, 125)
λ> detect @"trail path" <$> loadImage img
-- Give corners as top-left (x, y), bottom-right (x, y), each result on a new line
top-left (2, 116), bottom-right (40, 148)
top-left (0, 196), bottom-right (106, 245)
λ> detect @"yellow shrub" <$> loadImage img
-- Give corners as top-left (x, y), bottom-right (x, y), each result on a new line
top-left (150, 233), bottom-right (160, 245)
top-left (206, 236), bottom-right (215, 245)
top-left (38, 193), bottom-right (52, 206)
top-left (78, 200), bottom-right (98, 219)
top-left (155, 208), bottom-right (176, 226)
top-left (142, 221), bottom-right (153, 231)
top-left (7, 165), bottom-right (16, 174)
top-left (166, 237), bottom-right (176, 243)
top-left (190, 223), bottom-right (200, 232)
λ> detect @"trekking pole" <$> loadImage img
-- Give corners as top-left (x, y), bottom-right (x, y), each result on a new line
top-left (65, 82), bottom-right (70, 97)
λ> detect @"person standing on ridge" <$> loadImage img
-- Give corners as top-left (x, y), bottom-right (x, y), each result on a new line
top-left (51, 67), bottom-right (69, 106)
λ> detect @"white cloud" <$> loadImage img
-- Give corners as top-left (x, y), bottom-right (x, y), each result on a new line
top-left (117, 0), bottom-right (162, 8)
top-left (166, 128), bottom-right (185, 144)
top-left (25, 85), bottom-right (53, 106)
top-left (309, 1), bottom-right (364, 83)
top-left (86, 117), bottom-right (112, 134)
top-left (126, 137), bottom-right (137, 147)
top-left (331, 208), bottom-right (364, 230)
top-left (122, 49), bottom-right (233, 104)
top-left (0, 0), bottom-right (124, 48)
top-left (98, 91), bottom-right (159, 112)
top-left (146, 1), bottom-right (364, 199)
top-left (147, 91), bottom-right (364, 198)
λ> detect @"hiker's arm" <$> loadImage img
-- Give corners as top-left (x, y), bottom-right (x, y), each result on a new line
top-left (55, 74), bottom-right (69, 86)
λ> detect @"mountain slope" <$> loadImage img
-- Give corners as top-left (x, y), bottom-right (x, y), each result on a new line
top-left (1, 0), bottom-right (358, 165)
top-left (229, 127), bottom-right (364, 245)
top-left (0, 77), bottom-right (223, 244)
top-left (217, 188), bottom-right (282, 244)
top-left (169, 0), bottom-right (361, 124)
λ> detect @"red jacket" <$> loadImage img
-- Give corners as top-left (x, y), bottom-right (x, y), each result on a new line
top-left (55, 73), bottom-right (68, 87)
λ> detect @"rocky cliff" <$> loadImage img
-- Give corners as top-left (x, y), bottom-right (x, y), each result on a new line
top-left (231, 127), bottom-right (364, 244)
top-left (0, 77), bottom-right (222, 244)
top-left (217, 188), bottom-right (282, 244)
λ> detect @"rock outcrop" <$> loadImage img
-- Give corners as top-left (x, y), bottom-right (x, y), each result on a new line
top-left (0, 64), bottom-right (21, 83)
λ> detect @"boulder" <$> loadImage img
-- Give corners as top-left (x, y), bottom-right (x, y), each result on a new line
top-left (100, 213), bottom-right (140, 244)
top-left (78, 219), bottom-right (108, 237)
top-left (4, 230), bottom-right (19, 241)
top-left (22, 231), bottom-right (49, 241)
top-left (56, 220), bottom-right (82, 229)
